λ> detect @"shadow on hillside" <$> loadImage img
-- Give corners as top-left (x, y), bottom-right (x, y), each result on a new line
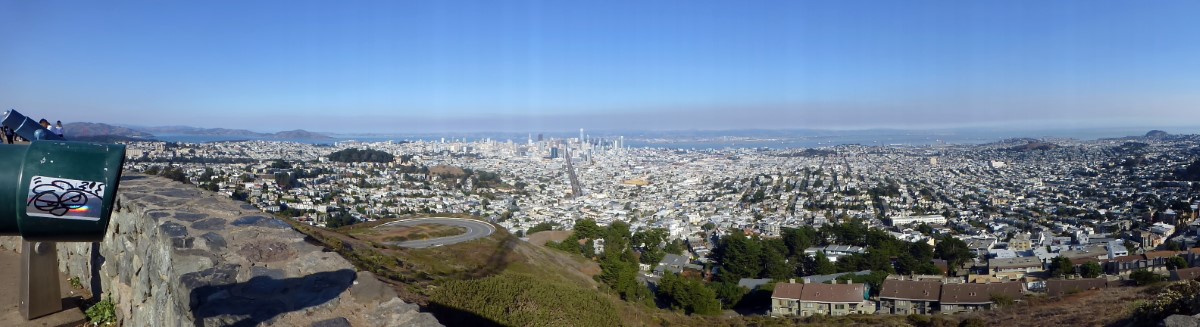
top-left (453, 234), bottom-right (519, 280)
top-left (119, 174), bottom-right (146, 181)
top-left (188, 269), bottom-right (355, 327)
top-left (425, 302), bottom-right (505, 327)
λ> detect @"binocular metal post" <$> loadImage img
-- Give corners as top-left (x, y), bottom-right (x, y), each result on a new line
top-left (19, 240), bottom-right (61, 320)
top-left (2, 109), bottom-right (126, 321)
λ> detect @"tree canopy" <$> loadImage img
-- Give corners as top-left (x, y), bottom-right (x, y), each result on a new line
top-left (657, 273), bottom-right (722, 315)
top-left (934, 236), bottom-right (975, 274)
top-left (327, 148), bottom-right (395, 163)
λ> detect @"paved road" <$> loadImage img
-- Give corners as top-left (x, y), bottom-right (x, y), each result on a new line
top-left (376, 217), bottom-right (496, 248)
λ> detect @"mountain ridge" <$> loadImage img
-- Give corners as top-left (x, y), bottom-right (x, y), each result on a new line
top-left (63, 122), bottom-right (156, 138)
top-left (86, 124), bottom-right (333, 140)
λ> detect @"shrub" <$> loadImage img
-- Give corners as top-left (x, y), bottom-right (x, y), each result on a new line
top-left (1131, 269), bottom-right (1167, 286)
top-left (1133, 279), bottom-right (1200, 323)
top-left (85, 295), bottom-right (117, 326)
top-left (959, 317), bottom-right (987, 327)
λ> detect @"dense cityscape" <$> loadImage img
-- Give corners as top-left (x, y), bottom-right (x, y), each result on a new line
top-left (119, 129), bottom-right (1200, 323)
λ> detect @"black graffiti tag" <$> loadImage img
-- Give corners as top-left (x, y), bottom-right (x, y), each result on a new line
top-left (28, 177), bottom-right (104, 217)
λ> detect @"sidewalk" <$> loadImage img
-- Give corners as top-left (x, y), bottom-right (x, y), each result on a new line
top-left (0, 249), bottom-right (88, 327)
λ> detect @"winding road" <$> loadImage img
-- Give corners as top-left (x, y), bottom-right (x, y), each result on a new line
top-left (376, 217), bottom-right (496, 248)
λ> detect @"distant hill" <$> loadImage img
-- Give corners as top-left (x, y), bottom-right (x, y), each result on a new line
top-left (1145, 130), bottom-right (1170, 138)
top-left (130, 125), bottom-right (259, 136)
top-left (1008, 141), bottom-right (1060, 151)
top-left (64, 122), bottom-right (156, 139)
top-left (128, 125), bottom-right (333, 140)
top-left (71, 134), bottom-right (159, 142)
top-left (271, 129), bottom-right (334, 140)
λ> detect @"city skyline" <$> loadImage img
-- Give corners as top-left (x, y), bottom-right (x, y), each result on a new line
top-left (3, 1), bottom-right (1199, 133)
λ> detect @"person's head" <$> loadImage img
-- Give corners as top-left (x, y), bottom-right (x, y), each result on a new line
top-left (56, 120), bottom-right (62, 127)
top-left (39, 119), bottom-right (49, 128)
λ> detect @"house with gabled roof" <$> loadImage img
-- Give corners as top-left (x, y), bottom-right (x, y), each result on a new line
top-left (770, 281), bottom-right (875, 317)
top-left (878, 280), bottom-right (941, 315)
top-left (938, 282), bottom-right (1023, 314)
top-left (1104, 250), bottom-right (1182, 276)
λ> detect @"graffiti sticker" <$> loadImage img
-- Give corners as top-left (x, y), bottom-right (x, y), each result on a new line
top-left (26, 176), bottom-right (106, 221)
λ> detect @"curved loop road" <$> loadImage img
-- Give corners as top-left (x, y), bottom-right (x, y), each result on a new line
top-left (376, 217), bottom-right (496, 248)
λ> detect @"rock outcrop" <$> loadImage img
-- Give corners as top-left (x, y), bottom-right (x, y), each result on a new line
top-left (0, 174), bottom-right (441, 327)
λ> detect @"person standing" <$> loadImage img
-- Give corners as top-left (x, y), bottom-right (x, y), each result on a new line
top-left (2, 126), bottom-right (13, 144)
top-left (52, 121), bottom-right (64, 137)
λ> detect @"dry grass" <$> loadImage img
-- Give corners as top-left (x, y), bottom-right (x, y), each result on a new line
top-left (963, 285), bottom-right (1149, 327)
top-left (290, 215), bottom-right (1157, 327)
top-left (428, 165), bottom-right (466, 176)
top-left (347, 223), bottom-right (467, 243)
top-left (526, 230), bottom-right (572, 246)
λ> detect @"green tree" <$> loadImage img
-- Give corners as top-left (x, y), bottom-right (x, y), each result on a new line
top-left (198, 168), bottom-right (215, 182)
top-left (709, 282), bottom-right (749, 310)
top-left (574, 219), bottom-right (603, 240)
top-left (781, 226), bottom-right (818, 258)
top-left (714, 232), bottom-right (763, 279)
top-left (326, 148), bottom-right (395, 163)
top-left (657, 273), bottom-right (722, 315)
top-left (934, 237), bottom-right (975, 274)
top-left (761, 246), bottom-right (792, 280)
top-left (1130, 269), bottom-right (1166, 285)
top-left (325, 210), bottom-right (357, 228)
top-left (1079, 261), bottom-right (1103, 278)
top-left (916, 223), bottom-right (934, 236)
top-left (632, 228), bottom-right (668, 249)
top-left (527, 222), bottom-right (556, 234)
top-left (274, 172), bottom-right (300, 190)
top-left (598, 250), bottom-right (652, 303)
top-left (814, 252), bottom-right (836, 275)
top-left (268, 159), bottom-right (292, 169)
top-left (1048, 256), bottom-right (1076, 278)
top-left (664, 239), bottom-right (686, 255)
top-left (605, 221), bottom-right (633, 249)
top-left (640, 247), bottom-right (665, 266)
top-left (1167, 256), bottom-right (1189, 270)
top-left (231, 189), bottom-right (249, 202)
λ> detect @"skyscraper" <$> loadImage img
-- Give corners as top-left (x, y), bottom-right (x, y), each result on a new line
top-left (579, 128), bottom-right (584, 142)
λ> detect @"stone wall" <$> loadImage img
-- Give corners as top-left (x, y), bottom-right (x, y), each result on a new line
top-left (0, 174), bottom-right (441, 327)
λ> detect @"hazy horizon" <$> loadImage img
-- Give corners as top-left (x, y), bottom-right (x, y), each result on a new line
top-left (4, 1), bottom-right (1199, 133)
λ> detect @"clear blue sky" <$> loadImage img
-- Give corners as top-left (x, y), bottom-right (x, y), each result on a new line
top-left (2, 1), bottom-right (1198, 133)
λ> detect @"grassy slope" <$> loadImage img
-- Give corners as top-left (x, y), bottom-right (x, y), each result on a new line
top-left (965, 285), bottom-right (1149, 327)
top-left (288, 216), bottom-right (1148, 327)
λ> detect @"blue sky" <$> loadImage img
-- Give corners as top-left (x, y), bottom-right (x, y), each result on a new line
top-left (2, 1), bottom-right (1198, 133)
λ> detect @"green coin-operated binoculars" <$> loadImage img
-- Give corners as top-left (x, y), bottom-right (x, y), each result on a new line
top-left (2, 109), bottom-right (126, 320)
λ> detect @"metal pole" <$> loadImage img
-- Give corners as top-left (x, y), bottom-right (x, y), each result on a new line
top-left (20, 240), bottom-right (61, 320)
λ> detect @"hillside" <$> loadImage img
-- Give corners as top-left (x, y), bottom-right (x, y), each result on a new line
top-left (1007, 140), bottom-right (1060, 151)
top-left (965, 284), bottom-right (1148, 326)
top-left (286, 215), bottom-right (622, 326)
top-left (130, 125), bottom-right (333, 140)
top-left (277, 214), bottom-right (1165, 327)
top-left (1146, 130), bottom-right (1171, 138)
top-left (131, 125), bottom-right (261, 136)
top-left (272, 129), bottom-right (333, 140)
top-left (63, 122), bottom-right (156, 138)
